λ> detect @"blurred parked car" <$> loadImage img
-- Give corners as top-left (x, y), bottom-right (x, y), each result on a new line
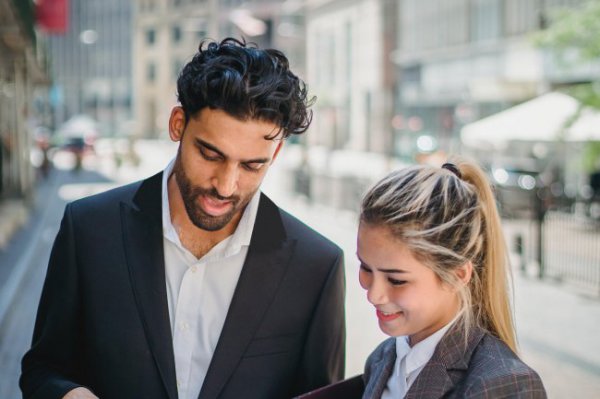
top-left (489, 160), bottom-right (543, 219)
top-left (61, 136), bottom-right (95, 170)
top-left (54, 115), bottom-right (98, 170)
top-left (62, 136), bottom-right (86, 153)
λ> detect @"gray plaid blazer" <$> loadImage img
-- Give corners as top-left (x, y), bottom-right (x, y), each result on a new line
top-left (362, 326), bottom-right (546, 398)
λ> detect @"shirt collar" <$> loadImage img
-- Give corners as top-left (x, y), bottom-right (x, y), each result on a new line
top-left (395, 313), bottom-right (460, 376)
top-left (161, 157), bottom-right (261, 259)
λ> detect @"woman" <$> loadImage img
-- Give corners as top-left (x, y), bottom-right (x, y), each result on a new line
top-left (358, 160), bottom-right (546, 398)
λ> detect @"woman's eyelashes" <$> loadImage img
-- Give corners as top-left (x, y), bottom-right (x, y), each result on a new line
top-left (360, 263), bottom-right (407, 286)
top-left (388, 277), bottom-right (407, 286)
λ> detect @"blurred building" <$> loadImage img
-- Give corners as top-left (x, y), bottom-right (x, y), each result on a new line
top-left (0, 0), bottom-right (48, 201)
top-left (134, 0), bottom-right (215, 138)
top-left (305, 0), bottom-right (396, 155)
top-left (298, 0), bottom-right (400, 210)
top-left (134, 0), bottom-right (307, 138)
top-left (394, 0), bottom-right (589, 161)
top-left (46, 0), bottom-right (133, 135)
top-left (0, 0), bottom-right (49, 248)
top-left (298, 0), bottom-right (599, 211)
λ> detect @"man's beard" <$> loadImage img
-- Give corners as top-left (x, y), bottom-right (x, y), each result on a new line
top-left (173, 154), bottom-right (250, 232)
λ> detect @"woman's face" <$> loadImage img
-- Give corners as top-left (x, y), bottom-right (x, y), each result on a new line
top-left (357, 222), bottom-right (462, 345)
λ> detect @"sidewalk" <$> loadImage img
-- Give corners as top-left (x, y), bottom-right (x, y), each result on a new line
top-left (0, 199), bottom-right (28, 250)
top-left (0, 172), bottom-right (58, 311)
top-left (513, 275), bottom-right (600, 397)
top-left (502, 219), bottom-right (600, 394)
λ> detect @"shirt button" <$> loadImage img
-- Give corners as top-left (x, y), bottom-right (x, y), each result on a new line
top-left (179, 321), bottom-right (189, 331)
top-left (190, 265), bottom-right (197, 273)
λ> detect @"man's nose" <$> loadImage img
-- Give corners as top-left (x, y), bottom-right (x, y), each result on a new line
top-left (212, 164), bottom-right (239, 198)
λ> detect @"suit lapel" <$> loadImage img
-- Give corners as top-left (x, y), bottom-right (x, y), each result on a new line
top-left (364, 340), bottom-right (397, 399)
top-left (405, 359), bottom-right (454, 399)
top-left (121, 172), bottom-right (178, 399)
top-left (198, 194), bottom-right (295, 399)
top-left (406, 324), bottom-right (485, 399)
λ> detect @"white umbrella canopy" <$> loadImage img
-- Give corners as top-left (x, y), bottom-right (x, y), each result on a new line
top-left (57, 114), bottom-right (99, 139)
top-left (568, 108), bottom-right (600, 141)
top-left (461, 92), bottom-right (600, 148)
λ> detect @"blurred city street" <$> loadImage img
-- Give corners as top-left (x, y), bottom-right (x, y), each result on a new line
top-left (3, 1), bottom-right (600, 398)
top-left (0, 140), bottom-right (599, 398)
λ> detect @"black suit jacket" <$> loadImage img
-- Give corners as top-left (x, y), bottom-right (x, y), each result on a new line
top-left (21, 172), bottom-right (346, 399)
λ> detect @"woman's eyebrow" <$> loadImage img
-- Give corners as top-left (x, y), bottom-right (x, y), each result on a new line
top-left (380, 268), bottom-right (408, 274)
top-left (357, 255), bottom-right (408, 273)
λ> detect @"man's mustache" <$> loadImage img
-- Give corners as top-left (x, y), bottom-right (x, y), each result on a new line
top-left (193, 187), bottom-right (239, 203)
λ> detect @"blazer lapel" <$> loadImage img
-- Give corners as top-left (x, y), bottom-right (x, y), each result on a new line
top-left (364, 339), bottom-right (396, 399)
top-left (406, 325), bottom-right (485, 399)
top-left (198, 194), bottom-right (295, 399)
top-left (405, 359), bottom-right (454, 399)
top-left (121, 172), bottom-right (178, 399)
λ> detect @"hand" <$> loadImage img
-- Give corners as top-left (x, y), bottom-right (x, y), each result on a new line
top-left (62, 387), bottom-right (99, 399)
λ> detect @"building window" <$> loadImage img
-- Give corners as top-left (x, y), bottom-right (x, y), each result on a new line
top-left (146, 29), bottom-right (156, 45)
top-left (172, 26), bottom-right (182, 42)
top-left (402, 65), bottom-right (421, 83)
top-left (470, 0), bottom-right (501, 42)
top-left (173, 60), bottom-right (183, 79)
top-left (364, 91), bottom-right (372, 151)
top-left (192, 19), bottom-right (207, 40)
top-left (145, 0), bottom-right (157, 11)
top-left (196, 29), bottom-right (207, 40)
top-left (147, 63), bottom-right (156, 82)
top-left (504, 0), bottom-right (537, 36)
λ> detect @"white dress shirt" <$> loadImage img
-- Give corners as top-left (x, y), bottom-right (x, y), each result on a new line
top-left (161, 159), bottom-right (261, 399)
top-left (381, 317), bottom-right (458, 399)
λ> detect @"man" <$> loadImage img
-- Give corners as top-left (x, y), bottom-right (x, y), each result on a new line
top-left (21, 38), bottom-right (345, 399)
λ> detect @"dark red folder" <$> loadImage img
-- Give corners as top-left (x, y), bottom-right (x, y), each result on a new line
top-left (294, 375), bottom-right (365, 399)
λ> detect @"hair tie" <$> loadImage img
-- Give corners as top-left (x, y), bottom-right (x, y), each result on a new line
top-left (442, 162), bottom-right (462, 179)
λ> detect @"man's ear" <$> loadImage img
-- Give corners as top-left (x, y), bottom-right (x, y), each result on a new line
top-left (270, 140), bottom-right (284, 164)
top-left (168, 107), bottom-right (186, 142)
top-left (455, 261), bottom-right (473, 285)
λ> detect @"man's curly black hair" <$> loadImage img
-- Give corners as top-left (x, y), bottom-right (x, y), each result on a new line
top-left (176, 37), bottom-right (315, 139)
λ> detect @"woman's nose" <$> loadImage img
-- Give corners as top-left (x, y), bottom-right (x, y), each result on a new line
top-left (366, 277), bottom-right (388, 306)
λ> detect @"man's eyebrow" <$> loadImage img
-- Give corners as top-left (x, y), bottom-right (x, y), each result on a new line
top-left (357, 255), bottom-right (408, 274)
top-left (195, 138), bottom-right (271, 164)
top-left (196, 138), bottom-right (225, 157)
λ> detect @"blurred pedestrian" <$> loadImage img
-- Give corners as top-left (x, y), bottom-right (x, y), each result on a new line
top-left (35, 130), bottom-right (52, 178)
top-left (20, 38), bottom-right (345, 399)
top-left (590, 166), bottom-right (600, 202)
top-left (357, 159), bottom-right (546, 398)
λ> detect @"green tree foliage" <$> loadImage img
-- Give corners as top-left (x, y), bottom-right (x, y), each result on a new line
top-left (583, 141), bottom-right (600, 171)
top-left (535, 0), bottom-right (600, 62)
top-left (534, 0), bottom-right (600, 171)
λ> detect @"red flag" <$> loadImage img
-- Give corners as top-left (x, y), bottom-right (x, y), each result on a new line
top-left (36, 0), bottom-right (69, 34)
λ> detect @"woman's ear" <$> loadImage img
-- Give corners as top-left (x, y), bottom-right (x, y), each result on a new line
top-left (455, 261), bottom-right (473, 285)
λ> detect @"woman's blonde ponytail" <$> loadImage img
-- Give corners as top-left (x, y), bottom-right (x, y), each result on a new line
top-left (457, 159), bottom-right (516, 353)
